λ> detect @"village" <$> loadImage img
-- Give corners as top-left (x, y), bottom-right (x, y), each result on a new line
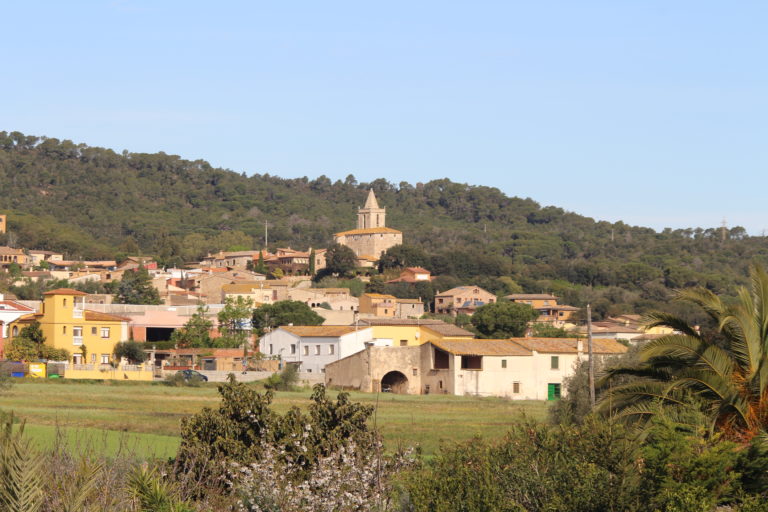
top-left (0, 192), bottom-right (671, 400)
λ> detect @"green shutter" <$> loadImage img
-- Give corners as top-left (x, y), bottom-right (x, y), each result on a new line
top-left (548, 383), bottom-right (561, 401)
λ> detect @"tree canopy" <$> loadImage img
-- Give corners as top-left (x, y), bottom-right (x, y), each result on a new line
top-left (470, 301), bottom-right (539, 338)
top-left (114, 265), bottom-right (161, 305)
top-left (2, 131), bottom-right (766, 318)
top-left (252, 300), bottom-right (325, 336)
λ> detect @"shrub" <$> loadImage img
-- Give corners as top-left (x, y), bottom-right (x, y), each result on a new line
top-left (163, 372), bottom-right (204, 388)
top-left (113, 341), bottom-right (147, 364)
top-left (262, 364), bottom-right (299, 391)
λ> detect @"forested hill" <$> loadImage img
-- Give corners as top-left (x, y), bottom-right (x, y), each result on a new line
top-left (1, 132), bottom-right (766, 316)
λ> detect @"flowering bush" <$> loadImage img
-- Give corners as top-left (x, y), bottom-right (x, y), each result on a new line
top-left (230, 427), bottom-right (415, 512)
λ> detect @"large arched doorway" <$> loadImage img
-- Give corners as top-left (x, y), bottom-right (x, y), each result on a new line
top-left (381, 371), bottom-right (409, 394)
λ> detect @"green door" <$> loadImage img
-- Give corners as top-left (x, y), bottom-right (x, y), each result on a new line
top-left (547, 383), bottom-right (561, 401)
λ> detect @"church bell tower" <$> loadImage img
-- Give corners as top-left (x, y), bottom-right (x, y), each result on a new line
top-left (357, 190), bottom-right (386, 230)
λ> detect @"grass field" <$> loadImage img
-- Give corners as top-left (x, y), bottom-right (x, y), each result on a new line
top-left (0, 380), bottom-right (550, 458)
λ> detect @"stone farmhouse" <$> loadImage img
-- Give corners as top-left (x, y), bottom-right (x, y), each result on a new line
top-left (325, 336), bottom-right (627, 399)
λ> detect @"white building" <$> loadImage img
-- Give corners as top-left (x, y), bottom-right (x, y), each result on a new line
top-left (0, 294), bottom-right (35, 339)
top-left (259, 325), bottom-right (381, 374)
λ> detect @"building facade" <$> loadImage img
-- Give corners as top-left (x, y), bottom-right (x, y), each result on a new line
top-left (8, 289), bottom-right (130, 364)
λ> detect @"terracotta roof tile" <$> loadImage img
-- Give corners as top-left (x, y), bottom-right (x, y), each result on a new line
top-left (334, 227), bottom-right (402, 236)
top-left (279, 325), bottom-right (369, 337)
top-left (84, 310), bottom-right (131, 322)
top-left (43, 288), bottom-right (88, 296)
top-left (432, 339), bottom-right (532, 357)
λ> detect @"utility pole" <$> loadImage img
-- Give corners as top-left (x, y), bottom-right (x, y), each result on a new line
top-left (587, 303), bottom-right (595, 408)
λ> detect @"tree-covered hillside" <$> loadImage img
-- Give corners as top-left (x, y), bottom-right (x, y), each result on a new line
top-left (1, 131), bottom-right (766, 317)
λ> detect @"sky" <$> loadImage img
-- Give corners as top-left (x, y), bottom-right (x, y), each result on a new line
top-left (2, 1), bottom-right (767, 234)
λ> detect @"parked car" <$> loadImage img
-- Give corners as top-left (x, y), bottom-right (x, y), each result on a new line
top-left (179, 369), bottom-right (208, 382)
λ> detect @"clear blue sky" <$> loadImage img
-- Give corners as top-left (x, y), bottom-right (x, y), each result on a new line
top-left (2, 1), bottom-right (767, 233)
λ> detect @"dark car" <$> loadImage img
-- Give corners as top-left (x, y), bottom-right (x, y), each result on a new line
top-left (180, 369), bottom-right (208, 382)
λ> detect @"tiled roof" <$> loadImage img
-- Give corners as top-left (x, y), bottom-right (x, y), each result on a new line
top-left (511, 337), bottom-right (628, 354)
top-left (84, 310), bottom-right (131, 322)
top-left (422, 324), bottom-right (475, 337)
top-left (222, 282), bottom-right (271, 294)
top-left (334, 227), bottom-right (402, 237)
top-left (364, 293), bottom-right (396, 299)
top-left (405, 267), bottom-right (430, 274)
top-left (395, 298), bottom-right (423, 304)
top-left (0, 247), bottom-right (25, 255)
top-left (279, 325), bottom-right (367, 337)
top-left (358, 318), bottom-right (444, 326)
top-left (432, 339), bottom-right (532, 357)
top-left (436, 286), bottom-right (493, 297)
top-left (0, 301), bottom-right (34, 312)
top-left (43, 288), bottom-right (88, 296)
top-left (506, 294), bottom-right (559, 300)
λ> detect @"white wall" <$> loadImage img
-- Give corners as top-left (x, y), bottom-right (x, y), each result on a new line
top-left (259, 327), bottom-right (374, 374)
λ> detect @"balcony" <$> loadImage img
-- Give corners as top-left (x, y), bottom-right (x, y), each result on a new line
top-left (73, 336), bottom-right (83, 346)
top-left (73, 308), bottom-right (84, 319)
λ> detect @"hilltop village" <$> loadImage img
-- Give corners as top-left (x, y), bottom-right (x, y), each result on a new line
top-left (0, 191), bottom-right (669, 399)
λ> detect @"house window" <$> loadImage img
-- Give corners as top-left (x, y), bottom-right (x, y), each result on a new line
top-left (101, 354), bottom-right (110, 364)
top-left (513, 382), bottom-right (520, 394)
top-left (501, 359), bottom-right (507, 369)
top-left (412, 368), bottom-right (417, 376)
top-left (439, 380), bottom-right (443, 389)
top-left (400, 340), bottom-right (408, 347)
top-left (91, 354), bottom-right (96, 363)
top-left (384, 309), bottom-right (388, 315)
top-left (303, 345), bottom-right (309, 356)
top-left (73, 326), bottom-right (83, 336)
top-left (91, 327), bottom-right (97, 335)
top-left (269, 344), bottom-right (273, 355)
top-left (434, 348), bottom-right (449, 370)
top-left (329, 345), bottom-right (335, 355)
top-left (63, 299), bottom-right (67, 307)
top-left (101, 327), bottom-right (110, 338)
top-left (551, 356), bottom-right (559, 370)
top-left (548, 383), bottom-right (562, 400)
top-left (63, 326), bottom-right (67, 335)
top-left (461, 355), bottom-right (482, 370)
top-left (315, 345), bottom-right (321, 355)
top-left (291, 344), bottom-right (296, 355)
top-left (11, 326), bottom-right (18, 337)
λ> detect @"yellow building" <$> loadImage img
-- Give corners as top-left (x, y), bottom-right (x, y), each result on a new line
top-left (359, 293), bottom-right (397, 317)
top-left (9, 288), bottom-right (130, 365)
top-left (358, 318), bottom-right (475, 347)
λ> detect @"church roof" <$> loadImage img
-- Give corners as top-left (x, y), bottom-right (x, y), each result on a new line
top-left (363, 189), bottom-right (379, 209)
top-left (334, 227), bottom-right (402, 237)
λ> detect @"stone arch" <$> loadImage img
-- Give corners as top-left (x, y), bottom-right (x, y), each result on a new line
top-left (381, 370), bottom-right (409, 394)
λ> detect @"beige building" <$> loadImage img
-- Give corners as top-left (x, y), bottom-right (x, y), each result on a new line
top-left (333, 190), bottom-right (402, 265)
top-left (0, 247), bottom-right (27, 269)
top-left (434, 286), bottom-right (496, 316)
top-left (28, 250), bottom-right (64, 267)
top-left (506, 293), bottom-right (579, 327)
top-left (359, 293), bottom-right (397, 317)
top-left (0, 214), bottom-right (5, 234)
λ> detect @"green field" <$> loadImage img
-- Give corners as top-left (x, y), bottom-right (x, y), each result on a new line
top-left (0, 380), bottom-right (549, 458)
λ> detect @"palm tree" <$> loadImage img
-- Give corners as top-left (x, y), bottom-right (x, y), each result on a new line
top-left (598, 264), bottom-right (768, 442)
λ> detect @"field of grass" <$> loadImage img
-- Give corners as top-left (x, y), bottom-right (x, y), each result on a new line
top-left (0, 380), bottom-right (550, 457)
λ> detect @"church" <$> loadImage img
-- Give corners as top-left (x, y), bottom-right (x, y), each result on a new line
top-left (333, 190), bottom-right (403, 267)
